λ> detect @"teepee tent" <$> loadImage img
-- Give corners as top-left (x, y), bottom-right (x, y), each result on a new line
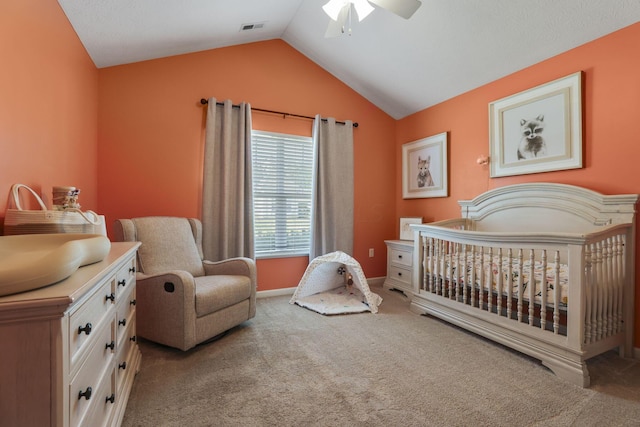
top-left (290, 251), bottom-right (383, 314)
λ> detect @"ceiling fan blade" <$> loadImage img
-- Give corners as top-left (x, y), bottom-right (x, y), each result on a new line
top-left (325, 4), bottom-right (350, 38)
top-left (368, 0), bottom-right (422, 19)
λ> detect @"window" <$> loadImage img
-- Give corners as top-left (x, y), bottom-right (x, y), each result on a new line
top-left (251, 130), bottom-right (314, 258)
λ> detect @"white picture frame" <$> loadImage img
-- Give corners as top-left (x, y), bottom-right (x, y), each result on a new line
top-left (489, 72), bottom-right (583, 178)
top-left (402, 132), bottom-right (448, 199)
top-left (399, 217), bottom-right (422, 240)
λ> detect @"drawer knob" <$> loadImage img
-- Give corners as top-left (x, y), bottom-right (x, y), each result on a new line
top-left (397, 272), bottom-right (403, 277)
top-left (129, 266), bottom-right (136, 273)
top-left (130, 299), bottom-right (137, 306)
top-left (398, 255), bottom-right (403, 259)
top-left (105, 293), bottom-right (115, 302)
top-left (130, 335), bottom-right (137, 342)
top-left (119, 361), bottom-right (127, 370)
top-left (106, 394), bottom-right (115, 404)
top-left (118, 318), bottom-right (127, 327)
top-left (106, 341), bottom-right (115, 350)
top-left (78, 323), bottom-right (92, 335)
top-left (78, 387), bottom-right (92, 401)
top-left (118, 279), bottom-right (126, 287)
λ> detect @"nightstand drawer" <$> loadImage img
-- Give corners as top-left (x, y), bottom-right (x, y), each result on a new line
top-left (388, 265), bottom-right (411, 286)
top-left (389, 248), bottom-right (412, 267)
top-left (384, 240), bottom-right (414, 296)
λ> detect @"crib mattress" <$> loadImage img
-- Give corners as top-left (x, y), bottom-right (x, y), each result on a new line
top-left (425, 253), bottom-right (569, 306)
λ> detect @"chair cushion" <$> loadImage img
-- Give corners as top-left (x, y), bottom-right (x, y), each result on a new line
top-left (194, 275), bottom-right (252, 316)
top-left (133, 217), bottom-right (206, 277)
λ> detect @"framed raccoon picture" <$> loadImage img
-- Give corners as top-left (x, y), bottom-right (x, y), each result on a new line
top-left (489, 71), bottom-right (583, 178)
top-left (402, 132), bottom-right (448, 199)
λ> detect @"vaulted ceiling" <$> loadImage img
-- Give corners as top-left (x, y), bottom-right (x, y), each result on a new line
top-left (58, 0), bottom-right (640, 119)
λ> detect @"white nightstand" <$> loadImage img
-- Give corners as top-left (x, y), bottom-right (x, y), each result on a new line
top-left (383, 240), bottom-right (414, 297)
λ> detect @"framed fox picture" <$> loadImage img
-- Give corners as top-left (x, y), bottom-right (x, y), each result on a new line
top-left (402, 132), bottom-right (448, 199)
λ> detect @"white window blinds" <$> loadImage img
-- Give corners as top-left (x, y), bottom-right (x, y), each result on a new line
top-left (251, 130), bottom-right (314, 257)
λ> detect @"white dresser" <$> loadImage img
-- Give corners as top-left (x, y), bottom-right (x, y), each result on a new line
top-left (0, 242), bottom-right (141, 427)
top-left (383, 240), bottom-right (414, 297)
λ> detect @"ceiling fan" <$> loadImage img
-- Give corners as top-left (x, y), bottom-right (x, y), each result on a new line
top-left (323, 0), bottom-right (422, 37)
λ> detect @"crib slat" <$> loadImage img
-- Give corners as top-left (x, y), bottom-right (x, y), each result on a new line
top-left (462, 244), bottom-right (468, 305)
top-left (591, 242), bottom-right (601, 342)
top-left (496, 248), bottom-right (503, 316)
top-left (479, 248), bottom-right (485, 311)
top-left (426, 236), bottom-right (434, 293)
top-left (447, 241), bottom-right (454, 299)
top-left (540, 250), bottom-right (547, 331)
top-left (432, 236), bottom-right (438, 294)
top-left (595, 242), bottom-right (604, 341)
top-left (488, 248), bottom-right (494, 313)
top-left (472, 246), bottom-right (478, 307)
top-left (528, 249), bottom-right (535, 326)
top-left (584, 244), bottom-right (593, 343)
top-left (553, 251), bottom-right (560, 334)
top-left (604, 238), bottom-right (613, 337)
top-left (517, 249), bottom-right (524, 323)
top-left (614, 235), bottom-right (623, 334)
top-left (506, 249), bottom-right (513, 320)
top-left (437, 239), bottom-right (444, 295)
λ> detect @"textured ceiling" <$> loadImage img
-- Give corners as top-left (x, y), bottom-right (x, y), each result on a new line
top-left (58, 0), bottom-right (640, 119)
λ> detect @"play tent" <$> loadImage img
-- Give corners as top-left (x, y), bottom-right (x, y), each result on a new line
top-left (289, 251), bottom-right (383, 315)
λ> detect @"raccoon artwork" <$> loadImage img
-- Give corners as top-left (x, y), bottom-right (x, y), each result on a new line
top-left (417, 155), bottom-right (435, 187)
top-left (517, 115), bottom-right (547, 160)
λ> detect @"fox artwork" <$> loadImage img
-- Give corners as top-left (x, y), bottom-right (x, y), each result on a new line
top-left (417, 155), bottom-right (434, 187)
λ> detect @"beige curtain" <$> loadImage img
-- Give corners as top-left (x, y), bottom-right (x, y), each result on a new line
top-left (309, 115), bottom-right (354, 260)
top-left (202, 98), bottom-right (254, 260)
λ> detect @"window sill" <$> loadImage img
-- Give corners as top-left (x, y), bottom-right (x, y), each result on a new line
top-left (256, 251), bottom-right (309, 260)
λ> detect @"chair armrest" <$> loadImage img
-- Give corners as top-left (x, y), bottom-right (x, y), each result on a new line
top-left (134, 270), bottom-right (198, 351)
top-left (136, 270), bottom-right (197, 301)
top-left (136, 270), bottom-right (196, 312)
top-left (202, 257), bottom-right (257, 283)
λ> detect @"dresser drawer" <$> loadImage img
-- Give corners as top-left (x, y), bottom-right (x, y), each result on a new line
top-left (115, 319), bottom-right (136, 396)
top-left (389, 248), bottom-right (412, 267)
top-left (69, 279), bottom-right (114, 369)
top-left (114, 258), bottom-right (136, 298)
top-left (388, 265), bottom-right (411, 286)
top-left (116, 286), bottom-right (136, 343)
top-left (82, 369), bottom-right (116, 427)
top-left (69, 320), bottom-right (115, 427)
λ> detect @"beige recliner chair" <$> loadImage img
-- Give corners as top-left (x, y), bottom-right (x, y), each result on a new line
top-left (114, 216), bottom-right (256, 351)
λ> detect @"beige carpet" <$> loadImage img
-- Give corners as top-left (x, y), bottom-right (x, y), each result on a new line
top-left (122, 285), bottom-right (640, 426)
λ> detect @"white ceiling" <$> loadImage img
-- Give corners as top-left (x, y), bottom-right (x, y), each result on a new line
top-left (58, 0), bottom-right (640, 120)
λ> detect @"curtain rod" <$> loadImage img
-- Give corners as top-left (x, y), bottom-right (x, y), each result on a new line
top-left (199, 98), bottom-right (358, 127)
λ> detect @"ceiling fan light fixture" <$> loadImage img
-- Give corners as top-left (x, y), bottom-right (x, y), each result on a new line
top-left (323, 0), bottom-right (374, 22)
top-left (352, 0), bottom-right (375, 21)
top-left (322, 0), bottom-right (348, 21)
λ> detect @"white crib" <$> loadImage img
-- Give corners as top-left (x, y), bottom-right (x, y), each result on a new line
top-left (410, 183), bottom-right (638, 387)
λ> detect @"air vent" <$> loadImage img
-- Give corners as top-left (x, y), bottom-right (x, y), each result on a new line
top-left (240, 22), bottom-right (266, 32)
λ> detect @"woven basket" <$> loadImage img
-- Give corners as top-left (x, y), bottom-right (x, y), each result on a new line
top-left (4, 184), bottom-right (105, 236)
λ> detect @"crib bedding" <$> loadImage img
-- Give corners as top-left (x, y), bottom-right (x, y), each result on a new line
top-left (425, 252), bottom-right (569, 306)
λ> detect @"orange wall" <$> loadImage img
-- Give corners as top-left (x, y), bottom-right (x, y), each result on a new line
top-left (0, 0), bottom-right (99, 222)
top-left (97, 40), bottom-right (397, 290)
top-left (3, 1), bottom-right (640, 345)
top-left (396, 23), bottom-right (640, 345)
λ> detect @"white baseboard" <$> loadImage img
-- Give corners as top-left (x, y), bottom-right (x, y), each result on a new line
top-left (256, 276), bottom-right (386, 299)
top-left (257, 287), bottom-right (296, 298)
